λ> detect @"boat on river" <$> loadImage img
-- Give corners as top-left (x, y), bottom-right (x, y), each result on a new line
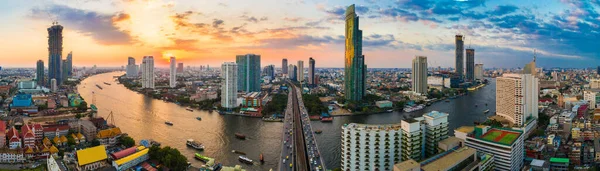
top-left (165, 121), bottom-right (173, 126)
top-left (314, 130), bottom-right (323, 134)
top-left (259, 153), bottom-right (264, 163)
top-left (186, 107), bottom-right (194, 112)
top-left (96, 84), bottom-right (103, 90)
top-left (232, 150), bottom-right (246, 155)
top-left (196, 117), bottom-right (202, 121)
top-left (186, 139), bottom-right (204, 150)
top-left (235, 133), bottom-right (246, 139)
top-left (262, 116), bottom-right (282, 122)
top-left (238, 156), bottom-right (253, 164)
top-left (483, 109), bottom-right (490, 113)
top-left (103, 82), bottom-right (111, 86)
top-left (195, 153), bottom-right (213, 162)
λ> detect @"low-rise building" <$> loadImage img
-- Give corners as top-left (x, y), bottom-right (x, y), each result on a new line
top-left (112, 146), bottom-right (150, 171)
top-left (76, 145), bottom-right (108, 170)
top-left (0, 148), bottom-right (25, 163)
top-left (393, 147), bottom-right (494, 171)
top-left (7, 127), bottom-right (21, 149)
top-left (549, 157), bottom-right (569, 171)
top-left (0, 121), bottom-right (5, 148)
top-left (43, 124), bottom-right (70, 139)
top-left (375, 100), bottom-right (393, 108)
top-left (96, 127), bottom-right (122, 147)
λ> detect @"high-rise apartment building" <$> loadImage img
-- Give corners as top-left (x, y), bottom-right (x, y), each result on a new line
top-left (36, 60), bottom-right (44, 86)
top-left (169, 57), bottom-right (176, 88)
top-left (455, 35), bottom-right (464, 79)
top-left (48, 23), bottom-right (63, 85)
top-left (411, 56), bottom-right (427, 94)
top-left (297, 60), bottom-right (304, 83)
top-left (496, 73), bottom-right (539, 127)
top-left (61, 60), bottom-right (68, 83)
top-left (65, 52), bottom-right (72, 77)
top-left (309, 57), bottom-right (315, 86)
top-left (289, 64), bottom-right (296, 81)
top-left (344, 4), bottom-right (366, 101)
top-left (584, 90), bottom-right (599, 109)
top-left (50, 79), bottom-right (57, 92)
top-left (262, 65), bottom-right (275, 79)
top-left (126, 57), bottom-right (138, 78)
top-left (474, 64), bottom-right (484, 81)
top-left (221, 62), bottom-right (238, 109)
top-left (422, 111), bottom-right (449, 157)
top-left (236, 54), bottom-right (261, 92)
top-left (293, 65), bottom-right (298, 81)
top-left (282, 58), bottom-right (288, 75)
top-left (141, 56), bottom-right (155, 89)
top-left (466, 48), bottom-right (475, 81)
top-left (177, 63), bottom-right (184, 73)
top-left (590, 79), bottom-right (600, 89)
top-left (341, 123), bottom-right (402, 171)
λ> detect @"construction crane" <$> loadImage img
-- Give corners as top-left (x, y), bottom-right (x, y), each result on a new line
top-left (107, 111), bottom-right (115, 127)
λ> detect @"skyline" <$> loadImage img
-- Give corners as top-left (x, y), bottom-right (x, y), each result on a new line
top-left (1, 0), bottom-right (599, 68)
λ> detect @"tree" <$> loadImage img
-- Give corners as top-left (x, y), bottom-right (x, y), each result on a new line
top-left (78, 101), bottom-right (88, 111)
top-left (91, 139), bottom-right (101, 147)
top-left (149, 146), bottom-right (188, 171)
top-left (67, 136), bottom-right (76, 146)
top-left (119, 136), bottom-right (136, 148)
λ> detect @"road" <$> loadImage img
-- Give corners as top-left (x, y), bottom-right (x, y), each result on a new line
top-left (278, 83), bottom-right (326, 171)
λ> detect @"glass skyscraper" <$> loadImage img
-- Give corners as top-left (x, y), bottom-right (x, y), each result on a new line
top-left (466, 48), bottom-right (475, 81)
top-left (455, 35), bottom-right (464, 79)
top-left (48, 23), bottom-right (63, 85)
top-left (36, 60), bottom-right (44, 86)
top-left (236, 54), bottom-right (261, 92)
top-left (344, 4), bottom-right (366, 101)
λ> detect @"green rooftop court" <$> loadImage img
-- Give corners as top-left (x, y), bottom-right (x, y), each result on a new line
top-left (479, 128), bottom-right (522, 146)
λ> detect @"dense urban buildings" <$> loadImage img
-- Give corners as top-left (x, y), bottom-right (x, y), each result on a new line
top-left (221, 62), bottom-right (238, 109)
top-left (36, 60), bottom-right (44, 86)
top-left (466, 48), bottom-right (474, 81)
top-left (455, 35), bottom-right (464, 79)
top-left (309, 57), bottom-right (315, 86)
top-left (496, 73), bottom-right (539, 127)
top-left (177, 63), bottom-right (183, 73)
top-left (282, 58), bottom-right (288, 75)
top-left (236, 54), bottom-right (261, 92)
top-left (297, 60), bottom-right (304, 83)
top-left (126, 57), bottom-right (137, 78)
top-left (141, 56), bottom-right (155, 89)
top-left (474, 64), bottom-right (484, 81)
top-left (48, 22), bottom-right (63, 85)
top-left (169, 57), bottom-right (176, 88)
top-left (411, 56), bottom-right (427, 94)
top-left (344, 4), bottom-right (366, 101)
top-left (263, 65), bottom-right (275, 79)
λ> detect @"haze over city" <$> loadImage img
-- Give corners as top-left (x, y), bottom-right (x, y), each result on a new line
top-left (1, 0), bottom-right (599, 68)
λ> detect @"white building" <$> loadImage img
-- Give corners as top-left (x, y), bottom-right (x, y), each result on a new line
top-left (423, 111), bottom-right (449, 156)
top-left (341, 123), bottom-right (402, 171)
top-left (496, 73), bottom-right (538, 127)
top-left (141, 56), bottom-right (155, 89)
top-left (591, 79), bottom-right (600, 89)
top-left (401, 118), bottom-right (423, 161)
top-left (411, 56), bottom-right (427, 94)
top-left (126, 57), bottom-right (138, 78)
top-left (463, 126), bottom-right (524, 171)
top-left (221, 62), bottom-right (238, 109)
top-left (427, 76), bottom-right (449, 89)
top-left (584, 90), bottom-right (599, 109)
top-left (474, 64), bottom-right (484, 80)
top-left (297, 60), bottom-right (304, 83)
top-left (169, 57), bottom-right (176, 88)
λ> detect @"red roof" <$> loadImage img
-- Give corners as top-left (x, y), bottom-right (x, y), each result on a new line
top-left (21, 124), bottom-right (34, 138)
top-left (31, 124), bottom-right (43, 131)
top-left (7, 127), bottom-right (20, 142)
top-left (42, 124), bottom-right (70, 132)
top-left (110, 146), bottom-right (138, 160)
top-left (0, 121), bottom-right (6, 135)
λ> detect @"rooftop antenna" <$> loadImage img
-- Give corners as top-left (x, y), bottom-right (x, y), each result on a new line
top-left (533, 49), bottom-right (537, 62)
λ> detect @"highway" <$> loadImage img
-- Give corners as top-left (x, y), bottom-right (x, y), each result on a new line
top-left (278, 82), bottom-right (326, 171)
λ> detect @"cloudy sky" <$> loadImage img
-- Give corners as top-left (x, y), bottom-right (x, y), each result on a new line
top-left (1, 0), bottom-right (599, 68)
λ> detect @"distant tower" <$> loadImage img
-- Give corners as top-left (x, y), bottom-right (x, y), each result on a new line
top-left (236, 54), bottom-right (261, 92)
top-left (297, 60), bottom-right (304, 83)
top-left (308, 58), bottom-right (315, 86)
top-left (48, 23), bottom-right (63, 85)
top-left (36, 60), bottom-right (44, 86)
top-left (466, 48), bottom-right (475, 81)
top-left (221, 62), bottom-right (238, 109)
top-left (455, 35), bottom-right (464, 79)
top-left (282, 58), bottom-right (288, 76)
top-left (412, 56), bottom-right (428, 94)
top-left (523, 50), bottom-right (537, 76)
top-left (169, 56), bottom-right (176, 88)
top-left (141, 56), bottom-right (155, 89)
top-left (66, 52), bottom-right (73, 77)
top-left (344, 4), bottom-right (366, 101)
top-left (50, 79), bottom-right (57, 92)
top-left (126, 57), bottom-right (138, 78)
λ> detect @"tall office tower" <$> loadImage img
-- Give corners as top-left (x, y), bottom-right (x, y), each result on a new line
top-left (292, 65), bottom-right (298, 81)
top-left (282, 58), bottom-right (288, 75)
top-left (344, 4), bottom-right (366, 101)
top-left (309, 57), bottom-right (315, 86)
top-left (597, 66), bottom-right (600, 75)
top-left (474, 64), bottom-right (484, 81)
top-left (411, 56), bottom-right (427, 94)
top-left (289, 64), bottom-right (296, 81)
top-left (496, 73), bottom-right (539, 127)
top-left (141, 56), bottom-right (155, 89)
top-left (455, 35), bottom-right (464, 79)
top-left (221, 62), bottom-right (238, 109)
top-left (65, 52), bottom-right (73, 77)
top-left (126, 57), bottom-right (138, 78)
top-left (263, 65), bottom-right (275, 78)
top-left (523, 51), bottom-right (537, 76)
top-left (169, 57), bottom-right (176, 88)
top-left (341, 123), bottom-right (402, 171)
top-left (297, 60), bottom-right (304, 83)
top-left (422, 111), bottom-right (449, 157)
top-left (48, 23), bottom-right (63, 85)
top-left (236, 54), bottom-right (261, 92)
top-left (61, 60), bottom-right (68, 83)
top-left (177, 63), bottom-right (184, 73)
top-left (466, 48), bottom-right (475, 81)
top-left (36, 60), bottom-right (44, 86)
top-left (50, 79), bottom-right (57, 92)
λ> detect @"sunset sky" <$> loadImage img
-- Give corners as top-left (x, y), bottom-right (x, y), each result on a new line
top-left (1, 0), bottom-right (599, 68)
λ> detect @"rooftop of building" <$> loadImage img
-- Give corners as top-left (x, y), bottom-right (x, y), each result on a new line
top-left (421, 147), bottom-right (477, 171)
top-left (393, 159), bottom-right (420, 171)
top-left (76, 145), bottom-right (107, 166)
top-left (342, 123), bottom-right (402, 131)
top-left (404, 118), bottom-right (419, 123)
top-left (424, 110), bottom-right (449, 119)
top-left (550, 157), bottom-right (569, 163)
top-left (475, 127), bottom-right (523, 146)
top-left (455, 126), bottom-right (475, 134)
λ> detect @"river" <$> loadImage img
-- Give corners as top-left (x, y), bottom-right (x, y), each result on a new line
top-left (78, 72), bottom-right (496, 170)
